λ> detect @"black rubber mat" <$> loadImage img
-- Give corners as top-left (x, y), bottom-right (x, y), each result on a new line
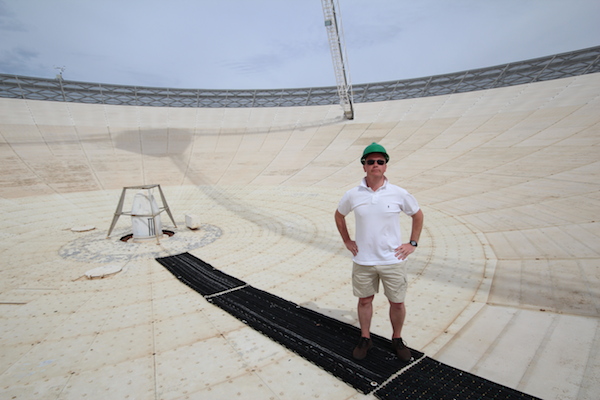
top-left (156, 252), bottom-right (541, 399)
top-left (209, 285), bottom-right (423, 393)
top-left (156, 252), bottom-right (421, 393)
top-left (376, 357), bottom-right (540, 399)
top-left (157, 251), bottom-right (245, 296)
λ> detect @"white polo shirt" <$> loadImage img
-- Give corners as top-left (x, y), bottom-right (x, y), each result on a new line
top-left (337, 178), bottom-right (420, 266)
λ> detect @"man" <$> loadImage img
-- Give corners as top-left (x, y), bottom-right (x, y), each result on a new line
top-left (335, 142), bottom-right (424, 361)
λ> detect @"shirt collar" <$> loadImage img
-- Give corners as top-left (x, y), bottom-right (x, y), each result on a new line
top-left (360, 177), bottom-right (388, 192)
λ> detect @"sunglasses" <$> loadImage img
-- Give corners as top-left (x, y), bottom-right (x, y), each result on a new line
top-left (365, 159), bottom-right (386, 165)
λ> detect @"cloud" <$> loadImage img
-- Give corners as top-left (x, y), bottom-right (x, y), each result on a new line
top-left (1, 0), bottom-right (598, 89)
top-left (221, 54), bottom-right (281, 76)
top-left (0, 0), bottom-right (26, 32)
top-left (0, 47), bottom-right (42, 76)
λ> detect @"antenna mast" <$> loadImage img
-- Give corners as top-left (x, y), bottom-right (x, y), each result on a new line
top-left (322, 0), bottom-right (354, 120)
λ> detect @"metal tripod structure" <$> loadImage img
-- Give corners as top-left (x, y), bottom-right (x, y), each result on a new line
top-left (322, 0), bottom-right (354, 120)
top-left (107, 184), bottom-right (177, 244)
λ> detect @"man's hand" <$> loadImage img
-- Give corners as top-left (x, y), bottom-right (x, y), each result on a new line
top-left (396, 210), bottom-right (423, 260)
top-left (335, 210), bottom-right (358, 256)
top-left (394, 243), bottom-right (416, 260)
top-left (344, 240), bottom-right (358, 256)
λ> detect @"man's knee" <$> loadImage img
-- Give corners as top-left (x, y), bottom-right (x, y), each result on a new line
top-left (358, 295), bottom-right (374, 307)
top-left (389, 301), bottom-right (405, 309)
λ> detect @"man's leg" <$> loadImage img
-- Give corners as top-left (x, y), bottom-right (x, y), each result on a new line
top-left (358, 295), bottom-right (375, 337)
top-left (389, 301), bottom-right (405, 338)
top-left (353, 295), bottom-right (375, 360)
top-left (352, 263), bottom-right (378, 360)
top-left (390, 301), bottom-right (411, 361)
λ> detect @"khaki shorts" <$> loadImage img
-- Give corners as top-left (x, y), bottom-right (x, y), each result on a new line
top-left (352, 262), bottom-right (407, 303)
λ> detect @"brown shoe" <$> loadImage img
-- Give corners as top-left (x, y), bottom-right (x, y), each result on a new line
top-left (391, 338), bottom-right (412, 362)
top-left (352, 337), bottom-right (373, 360)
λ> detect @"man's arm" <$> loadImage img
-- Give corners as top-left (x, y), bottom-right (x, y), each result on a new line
top-left (395, 209), bottom-right (424, 260)
top-left (334, 210), bottom-right (358, 256)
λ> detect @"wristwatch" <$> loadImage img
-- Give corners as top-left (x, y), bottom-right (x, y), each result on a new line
top-left (409, 240), bottom-right (418, 247)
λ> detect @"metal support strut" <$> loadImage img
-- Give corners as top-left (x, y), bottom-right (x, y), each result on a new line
top-left (322, 0), bottom-right (354, 120)
top-left (107, 184), bottom-right (177, 244)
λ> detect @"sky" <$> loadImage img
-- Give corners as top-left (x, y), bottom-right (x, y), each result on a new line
top-left (0, 0), bottom-right (599, 90)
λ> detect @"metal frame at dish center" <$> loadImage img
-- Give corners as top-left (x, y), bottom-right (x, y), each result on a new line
top-left (107, 184), bottom-right (177, 244)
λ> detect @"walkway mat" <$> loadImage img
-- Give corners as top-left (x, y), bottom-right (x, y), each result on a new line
top-left (376, 357), bottom-right (539, 399)
top-left (157, 251), bottom-right (245, 296)
top-left (156, 252), bottom-right (540, 399)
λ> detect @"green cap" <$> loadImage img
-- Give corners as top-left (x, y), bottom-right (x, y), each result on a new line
top-left (361, 142), bottom-right (389, 164)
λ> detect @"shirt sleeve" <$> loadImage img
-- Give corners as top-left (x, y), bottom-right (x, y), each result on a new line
top-left (337, 191), bottom-right (352, 216)
top-left (400, 191), bottom-right (420, 216)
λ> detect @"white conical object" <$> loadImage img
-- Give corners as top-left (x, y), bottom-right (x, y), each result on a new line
top-left (131, 191), bottom-right (163, 240)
